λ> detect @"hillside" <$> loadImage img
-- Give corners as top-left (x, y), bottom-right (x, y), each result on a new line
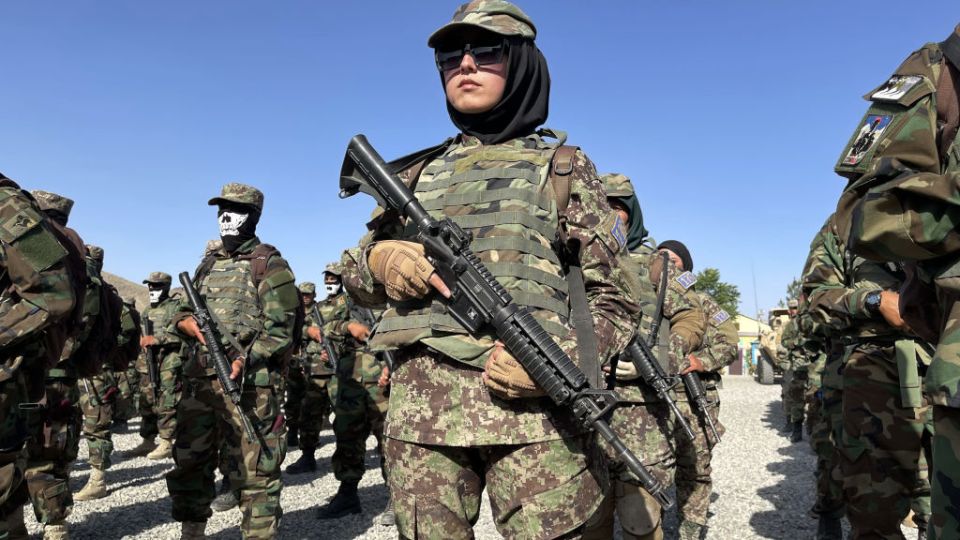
top-left (102, 271), bottom-right (148, 311)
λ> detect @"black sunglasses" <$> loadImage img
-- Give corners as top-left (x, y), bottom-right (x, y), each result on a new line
top-left (434, 39), bottom-right (509, 72)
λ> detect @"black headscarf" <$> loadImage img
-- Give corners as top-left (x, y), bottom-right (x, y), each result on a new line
top-left (444, 38), bottom-right (550, 144)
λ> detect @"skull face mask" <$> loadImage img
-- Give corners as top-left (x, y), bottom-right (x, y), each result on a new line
top-left (149, 288), bottom-right (165, 305)
top-left (325, 283), bottom-right (342, 297)
top-left (217, 206), bottom-right (260, 253)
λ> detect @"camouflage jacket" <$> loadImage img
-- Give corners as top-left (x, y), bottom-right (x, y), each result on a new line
top-left (174, 237), bottom-right (299, 383)
top-left (299, 294), bottom-right (343, 377)
top-left (691, 292), bottom-right (738, 373)
top-left (112, 300), bottom-right (141, 371)
top-left (341, 132), bottom-right (640, 445)
top-left (832, 34), bottom-right (960, 406)
top-left (0, 178), bottom-right (76, 379)
top-left (136, 295), bottom-right (182, 373)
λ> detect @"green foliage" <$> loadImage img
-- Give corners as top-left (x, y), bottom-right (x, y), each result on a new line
top-left (695, 268), bottom-right (740, 320)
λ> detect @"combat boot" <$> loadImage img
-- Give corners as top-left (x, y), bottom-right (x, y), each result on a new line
top-left (286, 427), bottom-right (299, 449)
top-left (678, 519), bottom-right (706, 540)
top-left (377, 497), bottom-right (395, 526)
top-left (285, 449), bottom-right (316, 474)
top-left (180, 521), bottom-right (206, 539)
top-left (211, 479), bottom-right (239, 513)
top-left (127, 437), bottom-right (157, 457)
top-left (42, 521), bottom-right (68, 540)
top-left (75, 467), bottom-right (107, 501)
top-left (147, 438), bottom-right (173, 460)
top-left (4, 505), bottom-right (28, 540)
top-left (815, 514), bottom-right (842, 540)
top-left (790, 420), bottom-right (803, 443)
top-left (317, 480), bottom-right (362, 519)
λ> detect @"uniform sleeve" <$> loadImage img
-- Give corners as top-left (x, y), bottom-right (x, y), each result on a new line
top-left (802, 221), bottom-right (877, 332)
top-left (249, 255), bottom-right (298, 364)
top-left (0, 213), bottom-right (75, 349)
top-left (560, 150), bottom-right (641, 363)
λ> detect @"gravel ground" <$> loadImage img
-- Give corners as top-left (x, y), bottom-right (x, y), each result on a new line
top-left (23, 375), bottom-right (914, 539)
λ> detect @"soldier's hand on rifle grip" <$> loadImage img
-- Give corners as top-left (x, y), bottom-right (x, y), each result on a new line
top-left (681, 354), bottom-right (705, 375)
top-left (140, 335), bottom-right (158, 348)
top-left (378, 365), bottom-right (391, 389)
top-left (367, 240), bottom-right (451, 300)
top-left (482, 342), bottom-right (546, 400)
top-left (347, 322), bottom-right (371, 342)
top-left (229, 357), bottom-right (245, 380)
top-left (177, 316), bottom-right (207, 345)
top-left (306, 326), bottom-right (322, 343)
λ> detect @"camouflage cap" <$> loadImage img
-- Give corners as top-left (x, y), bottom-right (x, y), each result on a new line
top-left (31, 190), bottom-right (75, 217)
top-left (787, 298), bottom-right (799, 308)
top-left (428, 0), bottom-right (536, 48)
top-left (86, 244), bottom-right (104, 263)
top-left (600, 173), bottom-right (635, 199)
top-left (298, 282), bottom-right (316, 295)
top-left (207, 183), bottom-right (264, 213)
top-left (323, 262), bottom-right (343, 277)
top-left (142, 271), bottom-right (172, 286)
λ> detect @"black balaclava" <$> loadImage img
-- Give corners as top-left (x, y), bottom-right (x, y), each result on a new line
top-left (148, 285), bottom-right (169, 306)
top-left (42, 209), bottom-right (69, 227)
top-left (657, 240), bottom-right (693, 273)
top-left (444, 37), bottom-right (550, 145)
top-left (217, 204), bottom-right (260, 254)
top-left (613, 194), bottom-right (648, 251)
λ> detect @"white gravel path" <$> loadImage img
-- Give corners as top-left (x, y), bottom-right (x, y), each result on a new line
top-left (25, 375), bottom-right (902, 539)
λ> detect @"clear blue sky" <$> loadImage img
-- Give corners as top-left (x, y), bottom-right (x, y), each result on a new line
top-left (1, 2), bottom-right (955, 315)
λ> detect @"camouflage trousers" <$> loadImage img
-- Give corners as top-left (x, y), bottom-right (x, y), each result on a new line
top-left (25, 377), bottom-right (80, 526)
top-left (282, 367), bottom-right (306, 434)
top-left (112, 368), bottom-right (136, 422)
top-left (137, 354), bottom-right (182, 441)
top-left (0, 367), bottom-right (32, 540)
top-left (930, 406), bottom-right (960, 540)
top-left (786, 368), bottom-right (809, 424)
top-left (167, 374), bottom-right (286, 539)
top-left (296, 375), bottom-right (333, 452)
top-left (78, 373), bottom-right (116, 470)
top-left (841, 343), bottom-right (933, 539)
top-left (330, 376), bottom-right (386, 482)
top-left (674, 386), bottom-right (724, 529)
top-left (386, 435), bottom-right (600, 540)
top-left (583, 398), bottom-right (674, 540)
top-left (811, 381), bottom-right (845, 518)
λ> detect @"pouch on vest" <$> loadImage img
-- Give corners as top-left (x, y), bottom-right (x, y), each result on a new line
top-left (895, 338), bottom-right (923, 409)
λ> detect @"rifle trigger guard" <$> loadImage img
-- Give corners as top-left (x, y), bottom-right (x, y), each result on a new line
top-left (577, 388), bottom-right (618, 425)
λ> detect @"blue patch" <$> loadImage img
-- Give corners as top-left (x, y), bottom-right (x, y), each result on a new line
top-left (611, 215), bottom-right (627, 250)
top-left (675, 271), bottom-right (697, 290)
top-left (842, 114), bottom-right (892, 166)
top-left (712, 310), bottom-right (730, 325)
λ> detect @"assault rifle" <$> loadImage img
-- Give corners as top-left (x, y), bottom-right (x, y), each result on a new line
top-left (339, 134), bottom-right (673, 508)
top-left (624, 338), bottom-right (695, 440)
top-left (143, 318), bottom-right (161, 400)
top-left (352, 305), bottom-right (396, 372)
top-left (178, 272), bottom-right (272, 460)
top-left (682, 372), bottom-right (721, 444)
top-left (312, 305), bottom-right (339, 371)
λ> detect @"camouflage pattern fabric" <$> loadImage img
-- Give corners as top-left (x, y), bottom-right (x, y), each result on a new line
top-left (329, 349), bottom-right (388, 482)
top-left (385, 431), bottom-right (600, 540)
top-left (427, 0), bottom-right (536, 47)
top-left (167, 236), bottom-right (297, 537)
top-left (112, 368), bottom-right (136, 422)
top-left (167, 375), bottom-right (286, 538)
top-left (139, 295), bottom-right (183, 441)
top-left (78, 370), bottom-right (116, 470)
top-left (24, 378), bottom-right (80, 525)
top-left (812, 350), bottom-right (846, 518)
top-left (931, 406), bottom-right (960, 539)
top-left (840, 343), bottom-right (933, 538)
top-left (282, 363), bottom-right (306, 435)
top-left (296, 376), bottom-right (333, 452)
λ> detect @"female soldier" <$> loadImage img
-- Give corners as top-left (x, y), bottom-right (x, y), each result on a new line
top-left (341, 2), bottom-right (638, 538)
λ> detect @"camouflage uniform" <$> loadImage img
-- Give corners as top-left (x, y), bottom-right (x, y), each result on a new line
top-left (779, 315), bottom-right (809, 430)
top-left (284, 281), bottom-right (335, 471)
top-left (24, 193), bottom-right (100, 536)
top-left (136, 273), bottom-right (184, 450)
top-left (0, 179), bottom-right (78, 539)
top-left (804, 214), bottom-right (933, 538)
top-left (673, 292), bottom-right (737, 538)
top-left (167, 184), bottom-right (297, 539)
top-left (341, 5), bottom-right (639, 534)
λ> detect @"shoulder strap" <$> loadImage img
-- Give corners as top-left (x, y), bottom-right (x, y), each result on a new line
top-left (941, 32), bottom-right (960, 72)
top-left (241, 243), bottom-right (280, 288)
top-left (547, 144), bottom-right (600, 387)
top-left (387, 138), bottom-right (454, 192)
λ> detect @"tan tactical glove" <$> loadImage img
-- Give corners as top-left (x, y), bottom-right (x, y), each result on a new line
top-left (483, 343), bottom-right (546, 400)
top-left (367, 241), bottom-right (437, 301)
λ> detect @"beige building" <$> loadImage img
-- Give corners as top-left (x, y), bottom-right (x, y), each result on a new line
top-left (729, 314), bottom-right (770, 375)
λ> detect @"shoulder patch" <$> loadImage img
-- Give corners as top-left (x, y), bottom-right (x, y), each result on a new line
top-left (675, 271), bottom-right (697, 290)
top-left (870, 75), bottom-right (923, 102)
top-left (841, 114), bottom-right (892, 166)
top-left (611, 215), bottom-right (627, 251)
top-left (712, 310), bottom-right (731, 325)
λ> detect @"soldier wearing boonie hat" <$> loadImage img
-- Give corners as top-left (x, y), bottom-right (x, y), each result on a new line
top-left (338, 1), bottom-right (642, 537)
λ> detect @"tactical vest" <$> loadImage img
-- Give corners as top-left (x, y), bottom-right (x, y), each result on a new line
top-left (143, 297), bottom-right (180, 351)
top-left (375, 134), bottom-right (571, 366)
top-left (200, 257), bottom-right (262, 346)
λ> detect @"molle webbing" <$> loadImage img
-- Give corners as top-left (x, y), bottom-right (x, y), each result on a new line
top-left (201, 259), bottom-right (261, 343)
